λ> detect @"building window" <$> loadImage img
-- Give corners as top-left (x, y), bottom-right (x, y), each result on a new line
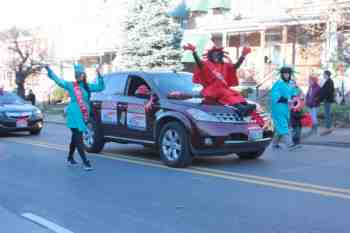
top-left (265, 29), bottom-right (282, 44)
top-left (228, 35), bottom-right (241, 48)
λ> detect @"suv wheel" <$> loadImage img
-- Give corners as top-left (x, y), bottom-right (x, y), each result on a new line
top-left (237, 150), bottom-right (265, 160)
top-left (158, 122), bottom-right (192, 168)
top-left (83, 120), bottom-right (105, 153)
top-left (29, 128), bottom-right (42, 135)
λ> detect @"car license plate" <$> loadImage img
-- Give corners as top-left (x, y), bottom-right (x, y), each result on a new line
top-left (16, 119), bottom-right (28, 128)
top-left (248, 127), bottom-right (263, 141)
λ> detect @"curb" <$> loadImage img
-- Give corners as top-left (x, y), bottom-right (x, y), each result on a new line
top-left (302, 141), bottom-right (350, 148)
top-left (44, 120), bottom-right (65, 125)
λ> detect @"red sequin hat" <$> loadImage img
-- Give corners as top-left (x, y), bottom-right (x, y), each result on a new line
top-left (203, 46), bottom-right (228, 59)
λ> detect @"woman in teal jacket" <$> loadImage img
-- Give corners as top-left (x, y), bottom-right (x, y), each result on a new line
top-left (271, 67), bottom-right (295, 150)
top-left (45, 64), bottom-right (105, 170)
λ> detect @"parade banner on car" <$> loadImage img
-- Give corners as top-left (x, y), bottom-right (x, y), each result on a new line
top-left (126, 104), bottom-right (146, 131)
top-left (101, 101), bottom-right (117, 124)
top-left (101, 109), bottom-right (118, 124)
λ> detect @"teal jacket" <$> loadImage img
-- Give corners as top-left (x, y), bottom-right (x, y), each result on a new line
top-left (46, 67), bottom-right (105, 132)
top-left (271, 79), bottom-right (293, 136)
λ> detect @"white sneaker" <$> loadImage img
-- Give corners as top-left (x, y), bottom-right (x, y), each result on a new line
top-left (288, 144), bottom-right (301, 151)
top-left (83, 161), bottom-right (94, 171)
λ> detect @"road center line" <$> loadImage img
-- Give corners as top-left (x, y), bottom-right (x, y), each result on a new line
top-left (5, 138), bottom-right (350, 200)
top-left (22, 213), bottom-right (74, 233)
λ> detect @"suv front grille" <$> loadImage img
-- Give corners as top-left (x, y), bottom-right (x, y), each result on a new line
top-left (211, 112), bottom-right (240, 123)
top-left (5, 112), bottom-right (32, 119)
top-left (210, 109), bottom-right (271, 124)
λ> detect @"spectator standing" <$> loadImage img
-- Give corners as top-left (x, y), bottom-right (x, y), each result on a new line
top-left (318, 70), bottom-right (335, 135)
top-left (26, 89), bottom-right (36, 105)
top-left (305, 75), bottom-right (321, 135)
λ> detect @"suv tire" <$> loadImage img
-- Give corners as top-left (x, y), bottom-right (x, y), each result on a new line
top-left (30, 128), bottom-right (42, 135)
top-left (237, 150), bottom-right (265, 160)
top-left (158, 122), bottom-right (192, 168)
top-left (83, 120), bottom-right (105, 153)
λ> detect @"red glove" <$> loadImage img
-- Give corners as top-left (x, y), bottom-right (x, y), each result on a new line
top-left (242, 47), bottom-right (252, 56)
top-left (183, 43), bottom-right (196, 52)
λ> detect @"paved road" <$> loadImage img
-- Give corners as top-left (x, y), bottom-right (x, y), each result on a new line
top-left (1, 123), bottom-right (350, 233)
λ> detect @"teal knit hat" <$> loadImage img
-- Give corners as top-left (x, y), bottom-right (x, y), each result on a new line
top-left (74, 63), bottom-right (86, 75)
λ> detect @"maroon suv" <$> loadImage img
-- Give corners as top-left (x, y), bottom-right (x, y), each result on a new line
top-left (84, 71), bottom-right (273, 167)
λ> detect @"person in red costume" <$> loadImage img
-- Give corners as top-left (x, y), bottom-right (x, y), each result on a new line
top-left (183, 43), bottom-right (264, 127)
top-left (184, 44), bottom-right (250, 105)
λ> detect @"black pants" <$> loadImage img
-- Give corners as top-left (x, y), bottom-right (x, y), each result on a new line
top-left (290, 111), bottom-right (302, 145)
top-left (292, 126), bottom-right (302, 144)
top-left (68, 128), bottom-right (88, 163)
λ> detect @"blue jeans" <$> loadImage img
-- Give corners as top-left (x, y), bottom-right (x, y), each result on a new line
top-left (309, 107), bottom-right (319, 126)
top-left (324, 102), bottom-right (333, 129)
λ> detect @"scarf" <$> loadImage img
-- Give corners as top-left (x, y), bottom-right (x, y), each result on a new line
top-left (73, 82), bottom-right (89, 122)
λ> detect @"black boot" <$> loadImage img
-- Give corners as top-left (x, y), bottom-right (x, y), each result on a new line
top-left (67, 156), bottom-right (78, 166)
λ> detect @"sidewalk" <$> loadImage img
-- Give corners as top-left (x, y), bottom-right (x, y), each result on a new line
top-left (302, 127), bottom-right (350, 148)
top-left (42, 104), bottom-right (66, 124)
top-left (44, 113), bottom-right (65, 124)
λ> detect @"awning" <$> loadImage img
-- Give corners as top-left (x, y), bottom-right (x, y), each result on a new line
top-left (181, 33), bottom-right (211, 63)
top-left (189, 0), bottom-right (210, 12)
top-left (209, 0), bottom-right (231, 9)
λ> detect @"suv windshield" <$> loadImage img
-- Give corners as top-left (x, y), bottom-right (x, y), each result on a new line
top-left (152, 73), bottom-right (202, 96)
top-left (0, 93), bottom-right (24, 105)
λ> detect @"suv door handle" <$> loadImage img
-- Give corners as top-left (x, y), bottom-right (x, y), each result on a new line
top-left (117, 104), bottom-right (127, 110)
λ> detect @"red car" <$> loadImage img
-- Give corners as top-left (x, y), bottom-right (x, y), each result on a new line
top-left (84, 71), bottom-right (273, 168)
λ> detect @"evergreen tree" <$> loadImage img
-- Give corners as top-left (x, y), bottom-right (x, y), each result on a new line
top-left (115, 0), bottom-right (183, 71)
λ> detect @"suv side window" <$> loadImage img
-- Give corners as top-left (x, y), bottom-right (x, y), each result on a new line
top-left (127, 76), bottom-right (151, 97)
top-left (103, 74), bottom-right (127, 95)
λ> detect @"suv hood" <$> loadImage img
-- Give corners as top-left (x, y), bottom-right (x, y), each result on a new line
top-left (0, 103), bottom-right (37, 112)
top-left (168, 98), bottom-right (239, 114)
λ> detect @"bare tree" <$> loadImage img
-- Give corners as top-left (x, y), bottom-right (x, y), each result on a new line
top-left (0, 27), bottom-right (46, 98)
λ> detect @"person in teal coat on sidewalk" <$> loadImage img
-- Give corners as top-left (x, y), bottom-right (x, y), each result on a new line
top-left (271, 66), bottom-right (296, 150)
top-left (44, 63), bottom-right (105, 170)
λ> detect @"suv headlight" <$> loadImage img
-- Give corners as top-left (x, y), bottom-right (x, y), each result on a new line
top-left (186, 108), bottom-right (220, 122)
top-left (32, 109), bottom-right (43, 118)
